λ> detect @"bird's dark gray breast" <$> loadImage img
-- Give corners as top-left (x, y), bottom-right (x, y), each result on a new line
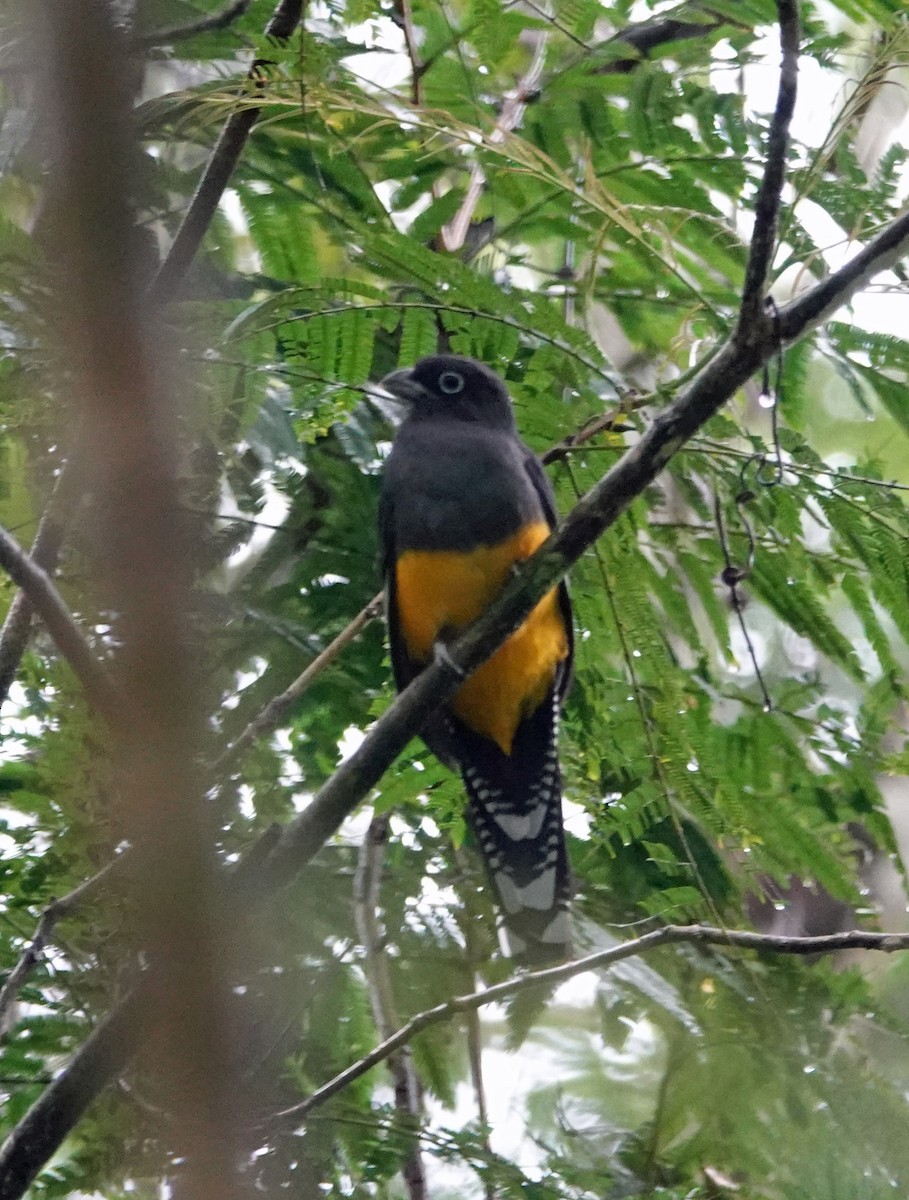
top-left (385, 419), bottom-right (544, 551)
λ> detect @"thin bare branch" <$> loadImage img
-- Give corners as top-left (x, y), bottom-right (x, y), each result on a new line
top-left (0, 910), bottom-right (56, 1038)
top-left (455, 859), bottom-right (495, 1200)
top-left (393, 0), bottom-right (426, 105)
top-left (0, 860), bottom-right (119, 1035)
top-left (134, 0), bottom-right (253, 47)
top-left (354, 814), bottom-right (426, 1200)
top-left (737, 0), bottom-right (800, 333)
top-left (0, 462), bottom-right (77, 709)
top-left (215, 593), bottom-right (383, 774)
top-left (440, 31), bottom-right (549, 252)
top-left (272, 923), bottom-right (909, 1122)
top-left (541, 397), bottom-right (645, 464)
top-left (595, 12), bottom-right (728, 75)
top-left (148, 104), bottom-right (260, 304)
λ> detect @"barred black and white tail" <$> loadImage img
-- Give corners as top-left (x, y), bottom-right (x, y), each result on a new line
top-left (456, 691), bottom-right (572, 965)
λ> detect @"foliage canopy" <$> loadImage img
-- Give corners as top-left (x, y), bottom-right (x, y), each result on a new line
top-left (1, 0), bottom-right (909, 1196)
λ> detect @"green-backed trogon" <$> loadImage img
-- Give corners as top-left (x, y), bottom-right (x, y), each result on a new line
top-left (379, 355), bottom-right (574, 964)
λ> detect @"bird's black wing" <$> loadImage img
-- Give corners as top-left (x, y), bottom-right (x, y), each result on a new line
top-left (377, 489), bottom-right (415, 690)
top-left (523, 450), bottom-right (574, 703)
top-left (378, 487), bottom-right (459, 768)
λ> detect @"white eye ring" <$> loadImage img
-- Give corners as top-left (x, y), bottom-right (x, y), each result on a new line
top-left (438, 371), bottom-right (465, 395)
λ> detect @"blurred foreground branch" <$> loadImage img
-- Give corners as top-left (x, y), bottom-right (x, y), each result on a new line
top-left (0, 4), bottom-right (248, 1200)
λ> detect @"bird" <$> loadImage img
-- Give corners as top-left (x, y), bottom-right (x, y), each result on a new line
top-left (378, 354), bottom-right (574, 964)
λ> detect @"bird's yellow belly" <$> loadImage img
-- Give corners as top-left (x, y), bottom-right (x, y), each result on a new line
top-left (395, 522), bottom-right (568, 755)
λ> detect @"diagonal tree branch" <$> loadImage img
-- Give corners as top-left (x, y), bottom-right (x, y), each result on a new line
top-left (0, 462), bottom-right (77, 709)
top-left (0, 861), bottom-right (119, 1035)
top-left (271, 923), bottom-right (909, 1122)
top-left (214, 592), bottom-right (383, 774)
top-left (134, 0), bottom-right (254, 48)
top-left (603, 13), bottom-right (727, 71)
top-left (148, 0), bottom-right (303, 304)
top-left (779, 207), bottom-right (909, 337)
top-left (0, 523), bottom-right (121, 725)
top-left (0, 984), bottom-right (152, 1200)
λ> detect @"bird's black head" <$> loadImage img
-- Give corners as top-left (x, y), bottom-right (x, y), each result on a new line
top-left (381, 355), bottom-right (516, 432)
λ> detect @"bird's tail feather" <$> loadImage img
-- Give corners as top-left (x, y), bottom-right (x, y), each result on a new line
top-left (456, 692), bottom-right (572, 965)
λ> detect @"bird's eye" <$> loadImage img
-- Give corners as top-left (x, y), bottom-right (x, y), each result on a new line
top-left (438, 371), bottom-right (465, 395)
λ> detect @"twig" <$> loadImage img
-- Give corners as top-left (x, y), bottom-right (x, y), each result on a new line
top-left (737, 0), bottom-right (799, 334)
top-left (133, 0), bottom-right (253, 47)
top-left (455, 861), bottom-right (495, 1200)
top-left (0, 523), bottom-right (121, 726)
top-left (148, 104), bottom-right (260, 304)
top-left (0, 462), bottom-right (77, 709)
top-left (0, 911), bottom-right (56, 1038)
top-left (271, 923), bottom-right (909, 1121)
top-left (353, 813), bottom-right (426, 1200)
top-left (0, 861), bottom-right (119, 1035)
top-left (465, 1001), bottom-right (494, 1200)
top-left (440, 31), bottom-right (548, 252)
top-left (147, 0), bottom-right (303, 304)
top-left (541, 397), bottom-right (646, 464)
top-left (713, 493), bottom-right (772, 711)
top-left (392, 0), bottom-right (426, 106)
top-left (214, 592), bottom-right (383, 774)
top-left (4, 115), bottom-right (909, 1200)
top-left (595, 12), bottom-right (727, 75)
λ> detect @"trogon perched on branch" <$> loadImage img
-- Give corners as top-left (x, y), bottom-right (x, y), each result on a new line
top-left (379, 355), bottom-right (574, 964)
